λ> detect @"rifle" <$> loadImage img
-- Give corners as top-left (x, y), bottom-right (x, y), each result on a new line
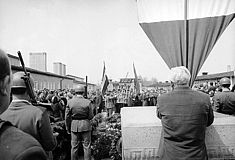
top-left (17, 51), bottom-right (52, 110)
top-left (84, 76), bottom-right (88, 98)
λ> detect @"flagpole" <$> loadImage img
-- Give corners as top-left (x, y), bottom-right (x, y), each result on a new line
top-left (184, 0), bottom-right (188, 68)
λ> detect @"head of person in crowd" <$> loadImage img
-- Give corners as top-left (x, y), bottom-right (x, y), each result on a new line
top-left (58, 92), bottom-right (64, 97)
top-left (11, 71), bottom-right (34, 101)
top-left (96, 89), bottom-right (101, 96)
top-left (0, 49), bottom-right (12, 114)
top-left (51, 95), bottom-right (60, 104)
top-left (45, 90), bottom-right (54, 102)
top-left (169, 66), bottom-right (191, 87)
top-left (219, 77), bottom-right (231, 90)
top-left (67, 92), bottom-right (73, 99)
top-left (74, 86), bottom-right (85, 96)
top-left (203, 82), bottom-right (208, 88)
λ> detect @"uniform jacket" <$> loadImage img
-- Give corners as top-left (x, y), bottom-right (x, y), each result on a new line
top-left (105, 95), bottom-right (115, 109)
top-left (65, 95), bottom-right (94, 133)
top-left (0, 100), bottom-right (57, 151)
top-left (213, 90), bottom-right (235, 115)
top-left (157, 86), bottom-right (214, 160)
top-left (0, 119), bottom-right (47, 160)
top-left (94, 94), bottom-right (103, 109)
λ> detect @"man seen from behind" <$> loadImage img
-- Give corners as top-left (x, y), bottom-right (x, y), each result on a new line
top-left (0, 49), bottom-right (47, 160)
top-left (1, 71), bottom-right (57, 156)
top-left (213, 77), bottom-right (235, 115)
top-left (157, 66), bottom-right (214, 160)
top-left (65, 86), bottom-right (94, 160)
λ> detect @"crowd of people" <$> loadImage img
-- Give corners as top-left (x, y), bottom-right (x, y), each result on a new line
top-left (192, 79), bottom-right (235, 115)
top-left (0, 48), bottom-right (235, 160)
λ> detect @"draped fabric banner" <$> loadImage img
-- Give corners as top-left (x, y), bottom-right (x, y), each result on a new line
top-left (133, 63), bottom-right (140, 94)
top-left (137, 0), bottom-right (235, 86)
top-left (101, 62), bottom-right (109, 95)
top-left (101, 75), bottom-right (109, 95)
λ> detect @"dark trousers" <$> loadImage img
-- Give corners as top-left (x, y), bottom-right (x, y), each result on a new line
top-left (115, 103), bottom-right (127, 113)
top-left (71, 131), bottom-right (91, 160)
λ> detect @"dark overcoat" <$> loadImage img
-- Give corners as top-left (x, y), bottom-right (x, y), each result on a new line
top-left (157, 86), bottom-right (214, 160)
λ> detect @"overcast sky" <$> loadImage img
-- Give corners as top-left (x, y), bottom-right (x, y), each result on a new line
top-left (0, 0), bottom-right (235, 84)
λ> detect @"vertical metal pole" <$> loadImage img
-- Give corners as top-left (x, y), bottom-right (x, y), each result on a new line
top-left (184, 0), bottom-right (188, 68)
top-left (85, 76), bottom-right (88, 98)
top-left (60, 79), bottom-right (63, 90)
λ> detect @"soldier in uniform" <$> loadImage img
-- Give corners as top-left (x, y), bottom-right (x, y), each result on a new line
top-left (0, 49), bottom-right (47, 160)
top-left (213, 77), bottom-right (235, 115)
top-left (1, 72), bottom-right (57, 155)
top-left (94, 89), bottom-right (103, 114)
top-left (65, 86), bottom-right (94, 160)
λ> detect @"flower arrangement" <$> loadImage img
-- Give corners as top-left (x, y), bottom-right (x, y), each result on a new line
top-left (91, 113), bottom-right (122, 160)
top-left (51, 121), bottom-right (71, 160)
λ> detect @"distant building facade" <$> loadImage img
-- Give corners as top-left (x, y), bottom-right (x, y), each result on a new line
top-left (53, 62), bottom-right (66, 76)
top-left (7, 53), bottom-right (93, 90)
top-left (67, 75), bottom-right (96, 91)
top-left (67, 75), bottom-right (85, 89)
top-left (194, 71), bottom-right (235, 87)
top-left (29, 52), bottom-right (47, 72)
top-left (11, 65), bottom-right (73, 90)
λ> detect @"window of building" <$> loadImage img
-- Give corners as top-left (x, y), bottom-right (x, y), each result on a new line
top-left (53, 82), bottom-right (55, 90)
top-left (43, 82), bottom-right (47, 89)
top-left (40, 82), bottom-right (43, 90)
top-left (34, 81), bottom-right (38, 90)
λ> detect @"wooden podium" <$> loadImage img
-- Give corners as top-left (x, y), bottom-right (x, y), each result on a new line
top-left (121, 106), bottom-right (235, 160)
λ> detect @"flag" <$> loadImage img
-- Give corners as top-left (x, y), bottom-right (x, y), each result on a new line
top-left (101, 61), bottom-right (106, 82)
top-left (101, 62), bottom-right (109, 95)
top-left (136, 0), bottom-right (235, 86)
top-left (133, 63), bottom-right (140, 94)
top-left (101, 75), bottom-right (109, 95)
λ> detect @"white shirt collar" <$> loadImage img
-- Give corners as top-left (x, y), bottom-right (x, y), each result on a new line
top-left (11, 99), bottom-right (32, 105)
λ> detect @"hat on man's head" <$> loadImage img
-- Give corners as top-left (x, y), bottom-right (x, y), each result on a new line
top-left (12, 72), bottom-right (34, 89)
top-left (74, 86), bottom-right (85, 93)
top-left (219, 77), bottom-right (230, 86)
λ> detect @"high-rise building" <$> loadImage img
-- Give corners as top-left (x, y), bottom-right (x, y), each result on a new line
top-left (29, 52), bottom-right (47, 72)
top-left (62, 63), bottom-right (66, 76)
top-left (53, 62), bottom-right (66, 76)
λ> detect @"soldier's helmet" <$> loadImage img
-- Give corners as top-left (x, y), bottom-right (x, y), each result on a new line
top-left (11, 72), bottom-right (34, 89)
top-left (74, 86), bottom-right (85, 93)
top-left (219, 77), bottom-right (231, 86)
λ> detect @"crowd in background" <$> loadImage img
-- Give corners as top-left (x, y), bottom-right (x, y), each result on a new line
top-left (33, 87), bottom-right (159, 121)
top-left (32, 79), bottom-right (235, 122)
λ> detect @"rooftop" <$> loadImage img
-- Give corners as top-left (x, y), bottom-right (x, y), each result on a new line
top-left (195, 71), bottom-right (234, 81)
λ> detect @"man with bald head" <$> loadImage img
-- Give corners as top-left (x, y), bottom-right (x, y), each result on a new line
top-left (0, 49), bottom-right (47, 160)
top-left (157, 66), bottom-right (214, 160)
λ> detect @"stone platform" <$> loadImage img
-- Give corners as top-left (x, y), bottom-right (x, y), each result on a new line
top-left (121, 106), bottom-right (235, 160)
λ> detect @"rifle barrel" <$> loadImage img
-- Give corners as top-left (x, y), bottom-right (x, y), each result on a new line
top-left (17, 51), bottom-right (27, 74)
